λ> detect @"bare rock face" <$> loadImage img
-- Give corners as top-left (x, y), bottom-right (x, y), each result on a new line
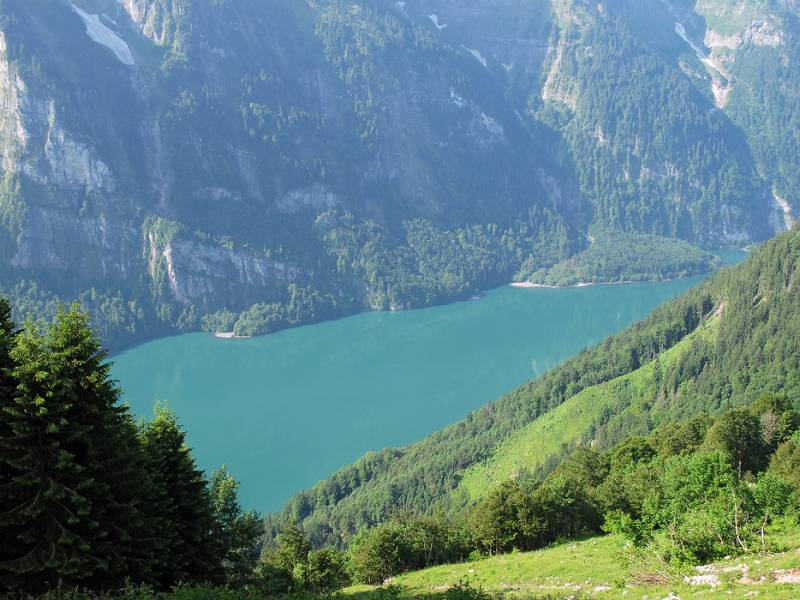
top-left (13, 205), bottom-right (140, 284)
top-left (117, 0), bottom-right (182, 44)
top-left (145, 227), bottom-right (304, 309)
top-left (0, 34), bottom-right (29, 173)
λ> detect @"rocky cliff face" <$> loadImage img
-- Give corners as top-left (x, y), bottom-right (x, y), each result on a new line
top-left (404, 0), bottom-right (794, 244)
top-left (0, 0), bottom-right (795, 346)
top-left (0, 0), bottom-right (586, 345)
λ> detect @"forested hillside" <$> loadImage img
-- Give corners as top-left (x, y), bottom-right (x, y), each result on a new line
top-left (4, 299), bottom-right (797, 599)
top-left (275, 224), bottom-right (800, 548)
top-left (1, 0), bottom-right (797, 348)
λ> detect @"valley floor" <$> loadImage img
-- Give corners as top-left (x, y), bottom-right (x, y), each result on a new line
top-left (344, 530), bottom-right (800, 599)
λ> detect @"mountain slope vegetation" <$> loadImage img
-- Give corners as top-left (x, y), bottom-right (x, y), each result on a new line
top-left (1, 0), bottom-right (798, 347)
top-left (275, 224), bottom-right (800, 547)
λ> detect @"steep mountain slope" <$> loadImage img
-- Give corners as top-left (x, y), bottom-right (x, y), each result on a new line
top-left (0, 0), bottom-right (587, 347)
top-left (277, 224), bottom-right (800, 547)
top-left (403, 0), bottom-right (794, 242)
top-left (0, 0), bottom-right (794, 347)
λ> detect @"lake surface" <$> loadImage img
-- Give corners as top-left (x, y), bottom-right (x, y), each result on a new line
top-left (113, 258), bottom-right (745, 512)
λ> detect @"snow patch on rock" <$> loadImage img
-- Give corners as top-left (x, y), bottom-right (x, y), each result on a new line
top-left (71, 4), bottom-right (135, 66)
top-left (428, 14), bottom-right (447, 31)
top-left (461, 45), bottom-right (487, 68)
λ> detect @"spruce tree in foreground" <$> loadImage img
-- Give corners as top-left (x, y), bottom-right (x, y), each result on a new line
top-left (0, 299), bottom-right (254, 591)
top-left (139, 404), bottom-right (224, 588)
top-left (0, 298), bottom-right (19, 585)
top-left (210, 465), bottom-right (264, 585)
top-left (0, 298), bottom-right (15, 404)
top-left (45, 305), bottom-right (163, 587)
top-left (0, 320), bottom-right (98, 591)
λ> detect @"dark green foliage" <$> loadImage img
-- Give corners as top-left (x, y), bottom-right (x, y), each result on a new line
top-left (232, 285), bottom-right (341, 337)
top-left (703, 408), bottom-right (768, 477)
top-left (469, 481), bottom-right (541, 556)
top-left (209, 466), bottom-right (264, 586)
top-left (262, 520), bottom-right (349, 592)
top-left (525, 231), bottom-right (719, 286)
top-left (768, 433), bottom-right (800, 490)
top-left (44, 306), bottom-right (162, 587)
top-left (139, 405), bottom-right (224, 588)
top-left (293, 548), bottom-right (349, 592)
top-left (349, 514), bottom-right (473, 584)
top-left (648, 414), bottom-right (712, 457)
top-left (0, 298), bottom-right (259, 592)
top-left (273, 520), bottom-right (313, 576)
top-left (0, 320), bottom-right (97, 590)
top-left (468, 456), bottom-right (603, 559)
top-left (251, 560), bottom-right (293, 596)
top-left (322, 216), bottom-right (577, 312)
top-left (0, 297), bottom-right (15, 401)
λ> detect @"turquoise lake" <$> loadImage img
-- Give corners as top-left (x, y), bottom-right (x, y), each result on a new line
top-left (112, 259), bottom-right (745, 512)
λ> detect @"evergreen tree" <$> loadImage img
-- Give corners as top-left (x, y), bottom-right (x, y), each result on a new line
top-left (209, 465), bottom-right (263, 585)
top-left (45, 305), bottom-right (162, 587)
top-left (0, 297), bottom-right (18, 587)
top-left (0, 320), bottom-right (97, 591)
top-left (139, 404), bottom-right (223, 588)
top-left (0, 297), bottom-right (15, 401)
top-left (704, 409), bottom-right (767, 477)
top-left (273, 519), bottom-right (312, 575)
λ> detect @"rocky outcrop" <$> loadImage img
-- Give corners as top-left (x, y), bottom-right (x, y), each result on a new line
top-left (146, 227), bottom-right (304, 309)
top-left (0, 34), bottom-right (28, 173)
top-left (12, 203), bottom-right (140, 285)
top-left (117, 0), bottom-right (182, 45)
top-left (541, 42), bottom-right (578, 110)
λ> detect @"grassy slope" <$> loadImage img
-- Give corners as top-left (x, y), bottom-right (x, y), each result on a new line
top-left (346, 528), bottom-right (800, 599)
top-left (454, 314), bottom-right (721, 505)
